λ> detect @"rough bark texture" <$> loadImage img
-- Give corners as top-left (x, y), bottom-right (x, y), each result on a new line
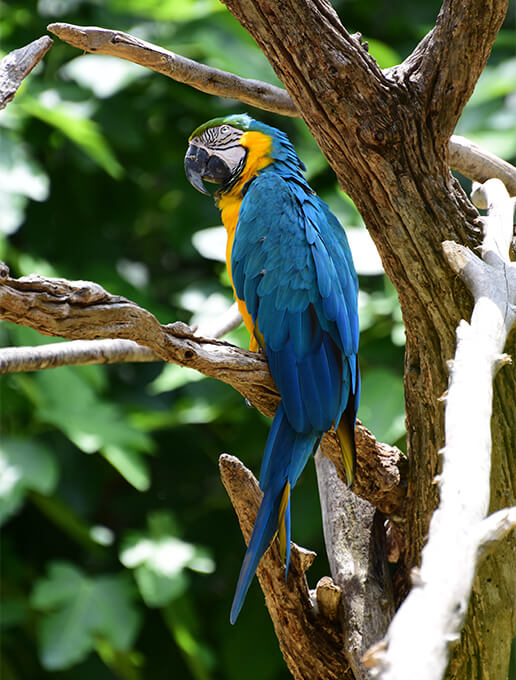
top-left (219, 454), bottom-right (353, 680)
top-left (220, 0), bottom-right (515, 677)
top-left (0, 36), bottom-right (53, 110)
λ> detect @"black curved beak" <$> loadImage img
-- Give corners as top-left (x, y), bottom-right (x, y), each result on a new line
top-left (184, 144), bottom-right (211, 195)
top-left (185, 143), bottom-right (235, 196)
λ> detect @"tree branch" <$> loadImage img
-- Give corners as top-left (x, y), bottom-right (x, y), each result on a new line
top-left (46, 22), bottom-right (516, 195)
top-left (0, 260), bottom-right (405, 516)
top-left (370, 178), bottom-right (516, 680)
top-left (219, 453), bottom-right (353, 680)
top-left (0, 36), bottom-right (53, 110)
top-left (400, 0), bottom-right (509, 142)
top-left (46, 22), bottom-right (296, 117)
top-left (0, 338), bottom-right (159, 373)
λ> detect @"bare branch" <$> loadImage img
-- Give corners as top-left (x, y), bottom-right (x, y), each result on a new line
top-left (475, 506), bottom-right (516, 557)
top-left (449, 136), bottom-right (516, 197)
top-left (0, 36), bottom-right (53, 110)
top-left (46, 22), bottom-right (296, 117)
top-left (46, 23), bottom-right (516, 194)
top-left (399, 0), bottom-right (509, 141)
top-left (0, 261), bottom-right (405, 515)
top-left (0, 338), bottom-right (159, 373)
top-left (219, 453), bottom-right (353, 680)
top-left (372, 179), bottom-right (516, 680)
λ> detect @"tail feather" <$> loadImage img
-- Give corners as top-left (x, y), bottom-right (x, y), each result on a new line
top-left (336, 356), bottom-right (360, 486)
top-left (230, 404), bottom-right (319, 624)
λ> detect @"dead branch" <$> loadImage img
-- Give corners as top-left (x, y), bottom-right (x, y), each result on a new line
top-left (46, 23), bottom-right (296, 117)
top-left (219, 453), bottom-right (353, 680)
top-left (0, 36), bottom-right (53, 110)
top-left (0, 338), bottom-right (159, 373)
top-left (46, 22), bottom-right (516, 195)
top-left (0, 260), bottom-right (404, 516)
top-left (370, 180), bottom-right (516, 679)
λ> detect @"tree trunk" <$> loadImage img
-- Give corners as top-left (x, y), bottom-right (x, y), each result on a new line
top-left (221, 0), bottom-right (516, 676)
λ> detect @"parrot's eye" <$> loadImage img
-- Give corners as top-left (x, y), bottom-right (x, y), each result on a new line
top-left (220, 125), bottom-right (230, 134)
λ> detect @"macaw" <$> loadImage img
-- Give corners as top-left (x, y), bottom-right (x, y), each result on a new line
top-left (184, 114), bottom-right (360, 624)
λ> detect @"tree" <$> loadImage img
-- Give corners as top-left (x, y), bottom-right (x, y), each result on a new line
top-left (1, 1), bottom-right (515, 679)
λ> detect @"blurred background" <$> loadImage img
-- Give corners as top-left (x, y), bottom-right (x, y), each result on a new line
top-left (1, 1), bottom-right (514, 678)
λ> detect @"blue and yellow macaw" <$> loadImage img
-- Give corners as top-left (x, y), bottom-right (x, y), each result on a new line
top-left (184, 114), bottom-right (360, 624)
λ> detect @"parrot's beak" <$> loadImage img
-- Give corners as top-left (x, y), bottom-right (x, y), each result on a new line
top-left (184, 143), bottom-right (233, 195)
top-left (184, 144), bottom-right (211, 195)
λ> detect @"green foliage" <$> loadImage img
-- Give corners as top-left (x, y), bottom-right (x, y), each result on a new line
top-left (120, 510), bottom-right (215, 608)
top-left (31, 562), bottom-right (141, 670)
top-left (1, 0), bottom-right (513, 678)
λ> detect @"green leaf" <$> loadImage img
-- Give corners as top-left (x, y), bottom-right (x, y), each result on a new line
top-left (31, 562), bottom-right (141, 671)
top-left (18, 94), bottom-right (123, 179)
top-left (110, 0), bottom-right (224, 21)
top-left (120, 511), bottom-right (215, 608)
top-left (102, 446), bottom-right (151, 492)
top-left (148, 364), bottom-right (206, 395)
top-left (366, 38), bottom-right (400, 68)
top-left (0, 438), bottom-right (58, 525)
top-left (29, 367), bottom-right (152, 490)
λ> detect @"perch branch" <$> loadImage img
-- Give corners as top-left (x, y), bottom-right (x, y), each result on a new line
top-left (370, 178), bottom-right (516, 680)
top-left (46, 23), bottom-right (516, 195)
top-left (0, 36), bottom-right (53, 110)
top-left (0, 260), bottom-right (404, 516)
top-left (219, 453), bottom-right (352, 680)
top-left (0, 302), bottom-right (243, 373)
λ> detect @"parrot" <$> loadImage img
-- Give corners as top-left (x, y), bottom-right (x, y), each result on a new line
top-left (184, 114), bottom-right (360, 624)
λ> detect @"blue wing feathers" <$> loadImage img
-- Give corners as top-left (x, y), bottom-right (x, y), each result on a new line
top-left (228, 153), bottom-right (360, 623)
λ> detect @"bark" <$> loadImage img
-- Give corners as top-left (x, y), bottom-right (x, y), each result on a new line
top-left (218, 0), bottom-right (515, 676)
top-left (219, 454), bottom-right (353, 680)
top-left (0, 36), bottom-right (53, 110)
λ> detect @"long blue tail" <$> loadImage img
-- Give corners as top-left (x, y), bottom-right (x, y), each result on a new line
top-left (230, 403), bottom-right (319, 624)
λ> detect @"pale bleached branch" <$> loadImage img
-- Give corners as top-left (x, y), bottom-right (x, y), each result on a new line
top-left (371, 178), bottom-right (516, 680)
top-left (476, 506), bottom-right (516, 558)
top-left (0, 338), bottom-right (159, 373)
top-left (450, 136), bottom-right (516, 197)
top-left (46, 22), bottom-right (516, 195)
top-left (0, 36), bottom-right (53, 110)
top-left (196, 301), bottom-right (243, 339)
top-left (0, 260), bottom-right (405, 515)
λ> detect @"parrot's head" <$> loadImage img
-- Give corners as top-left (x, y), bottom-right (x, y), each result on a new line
top-left (184, 114), bottom-right (253, 196)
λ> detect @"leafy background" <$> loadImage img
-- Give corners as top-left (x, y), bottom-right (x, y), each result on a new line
top-left (1, 1), bottom-right (515, 678)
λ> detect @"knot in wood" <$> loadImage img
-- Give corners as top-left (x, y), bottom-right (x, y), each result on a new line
top-left (0, 261), bottom-right (10, 280)
top-left (356, 115), bottom-right (398, 149)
